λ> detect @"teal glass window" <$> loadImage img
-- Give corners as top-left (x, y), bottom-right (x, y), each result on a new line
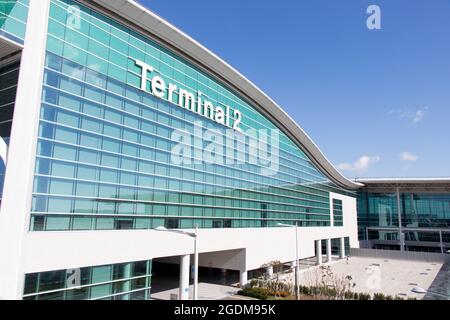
top-left (0, 0), bottom-right (29, 44)
top-left (23, 259), bottom-right (152, 300)
top-left (30, 0), bottom-right (356, 232)
top-left (333, 199), bottom-right (343, 227)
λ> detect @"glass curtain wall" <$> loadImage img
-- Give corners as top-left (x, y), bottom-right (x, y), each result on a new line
top-left (0, 0), bottom-right (29, 44)
top-left (30, 0), bottom-right (355, 232)
top-left (0, 59), bottom-right (20, 207)
top-left (23, 260), bottom-right (152, 300)
top-left (358, 191), bottom-right (450, 246)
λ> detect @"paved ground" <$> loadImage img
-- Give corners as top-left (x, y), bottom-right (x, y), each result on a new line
top-left (222, 295), bottom-right (259, 301)
top-left (283, 256), bottom-right (442, 299)
top-left (424, 263), bottom-right (450, 300)
top-left (150, 263), bottom-right (241, 300)
top-left (149, 258), bottom-right (447, 300)
top-left (151, 282), bottom-right (240, 300)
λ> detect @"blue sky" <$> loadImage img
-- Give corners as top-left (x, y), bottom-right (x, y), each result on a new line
top-left (139, 0), bottom-right (450, 179)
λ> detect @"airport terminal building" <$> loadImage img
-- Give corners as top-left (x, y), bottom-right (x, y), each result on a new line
top-left (0, 0), bottom-right (448, 300)
top-left (357, 178), bottom-right (450, 254)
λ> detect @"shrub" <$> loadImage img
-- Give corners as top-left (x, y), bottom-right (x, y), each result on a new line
top-left (238, 287), bottom-right (270, 300)
top-left (344, 291), bottom-right (359, 300)
top-left (326, 287), bottom-right (337, 297)
top-left (357, 293), bottom-right (371, 300)
top-left (373, 293), bottom-right (386, 300)
top-left (299, 286), bottom-right (311, 295)
top-left (268, 291), bottom-right (290, 298)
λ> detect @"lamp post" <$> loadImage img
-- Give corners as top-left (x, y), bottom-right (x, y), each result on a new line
top-left (277, 222), bottom-right (300, 300)
top-left (155, 225), bottom-right (199, 300)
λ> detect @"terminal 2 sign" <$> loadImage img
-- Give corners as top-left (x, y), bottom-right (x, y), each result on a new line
top-left (134, 59), bottom-right (242, 131)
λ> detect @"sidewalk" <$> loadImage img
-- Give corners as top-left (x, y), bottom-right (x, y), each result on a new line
top-left (151, 282), bottom-right (240, 300)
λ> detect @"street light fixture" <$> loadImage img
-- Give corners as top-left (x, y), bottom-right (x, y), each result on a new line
top-left (155, 225), bottom-right (199, 300)
top-left (277, 222), bottom-right (300, 300)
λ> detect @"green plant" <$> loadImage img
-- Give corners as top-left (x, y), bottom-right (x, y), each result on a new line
top-left (299, 285), bottom-right (311, 295)
top-left (357, 293), bottom-right (371, 300)
top-left (344, 291), bottom-right (358, 300)
top-left (238, 287), bottom-right (270, 300)
top-left (269, 291), bottom-right (290, 298)
top-left (373, 293), bottom-right (386, 300)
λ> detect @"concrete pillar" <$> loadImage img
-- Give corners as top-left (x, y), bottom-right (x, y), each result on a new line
top-left (122, 263), bottom-right (132, 300)
top-left (340, 237), bottom-right (346, 259)
top-left (290, 260), bottom-right (297, 269)
top-left (0, 0), bottom-right (52, 300)
top-left (326, 239), bottom-right (332, 263)
top-left (266, 266), bottom-right (273, 279)
top-left (240, 270), bottom-right (248, 287)
top-left (179, 255), bottom-right (190, 300)
top-left (190, 264), bottom-right (195, 280)
top-left (316, 240), bottom-right (322, 265)
top-left (396, 187), bottom-right (405, 252)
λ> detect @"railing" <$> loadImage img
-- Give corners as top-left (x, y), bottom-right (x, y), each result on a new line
top-left (350, 248), bottom-right (450, 263)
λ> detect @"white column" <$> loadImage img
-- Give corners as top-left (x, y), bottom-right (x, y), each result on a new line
top-left (240, 270), bottom-right (248, 287)
top-left (193, 226), bottom-right (199, 301)
top-left (179, 255), bottom-right (190, 300)
top-left (396, 187), bottom-right (405, 251)
top-left (190, 265), bottom-right (195, 280)
top-left (290, 261), bottom-right (297, 269)
top-left (122, 263), bottom-right (131, 300)
top-left (340, 237), bottom-right (346, 259)
top-left (316, 240), bottom-right (322, 265)
top-left (0, 137), bottom-right (7, 166)
top-left (0, 0), bottom-right (51, 300)
top-left (266, 266), bottom-right (273, 279)
top-left (326, 239), bottom-right (332, 263)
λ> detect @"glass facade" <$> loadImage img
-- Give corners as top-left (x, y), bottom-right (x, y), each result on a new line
top-left (358, 191), bottom-right (450, 250)
top-left (29, 0), bottom-right (354, 232)
top-left (357, 192), bottom-right (399, 232)
top-left (320, 237), bottom-right (350, 256)
top-left (0, 0), bottom-right (29, 44)
top-left (23, 259), bottom-right (152, 300)
top-left (0, 59), bottom-right (20, 206)
top-left (332, 199), bottom-right (343, 227)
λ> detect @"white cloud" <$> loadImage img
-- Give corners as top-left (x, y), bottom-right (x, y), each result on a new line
top-left (387, 107), bottom-right (429, 124)
top-left (336, 155), bottom-right (381, 172)
top-left (412, 109), bottom-right (426, 123)
top-left (400, 152), bottom-right (418, 162)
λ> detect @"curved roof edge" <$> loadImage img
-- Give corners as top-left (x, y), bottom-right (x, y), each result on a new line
top-left (357, 178), bottom-right (450, 184)
top-left (90, 0), bottom-right (363, 190)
